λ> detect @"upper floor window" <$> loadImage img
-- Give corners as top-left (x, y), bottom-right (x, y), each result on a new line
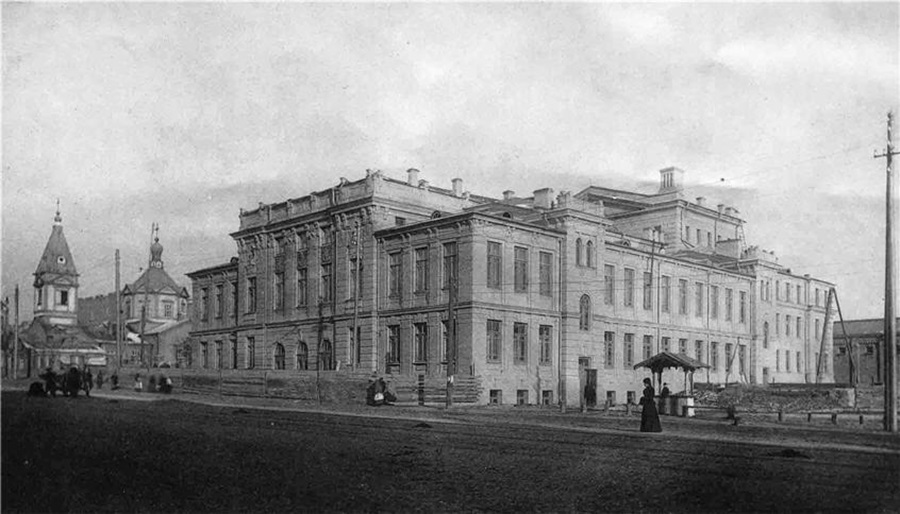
top-left (443, 242), bottom-right (458, 290)
top-left (624, 269), bottom-right (635, 307)
top-left (710, 285), bottom-right (719, 319)
top-left (388, 252), bottom-right (402, 297)
top-left (415, 247), bottom-right (429, 293)
top-left (388, 325), bottom-right (400, 364)
top-left (739, 291), bottom-right (747, 324)
top-left (575, 238), bottom-right (583, 266)
top-left (487, 242), bottom-right (502, 289)
top-left (585, 241), bottom-right (594, 268)
top-left (604, 265), bottom-right (615, 305)
top-left (694, 282), bottom-right (704, 318)
top-left (661, 276), bottom-right (671, 313)
top-left (513, 322), bottom-right (527, 364)
top-left (486, 320), bottom-right (502, 362)
top-left (246, 277), bottom-right (257, 313)
top-left (414, 323), bottom-right (428, 363)
top-left (642, 272), bottom-right (652, 310)
top-left (725, 288), bottom-right (733, 321)
top-left (200, 287), bottom-right (209, 321)
top-left (579, 295), bottom-right (591, 330)
top-left (163, 301), bottom-right (174, 319)
top-left (539, 325), bottom-right (552, 365)
top-left (274, 273), bottom-right (285, 311)
top-left (678, 279), bottom-right (688, 315)
top-left (231, 281), bottom-right (238, 318)
top-left (539, 252), bottom-right (552, 297)
top-left (321, 264), bottom-right (332, 303)
top-left (514, 246), bottom-right (528, 293)
top-left (215, 284), bottom-right (224, 318)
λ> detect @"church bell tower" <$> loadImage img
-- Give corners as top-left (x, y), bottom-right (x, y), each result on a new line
top-left (33, 202), bottom-right (79, 325)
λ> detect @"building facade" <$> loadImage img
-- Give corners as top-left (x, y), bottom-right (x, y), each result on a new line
top-left (833, 318), bottom-right (900, 386)
top-left (187, 167), bottom-right (836, 406)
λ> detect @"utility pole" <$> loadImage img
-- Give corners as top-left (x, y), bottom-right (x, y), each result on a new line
top-left (13, 285), bottom-right (19, 380)
top-left (875, 110), bottom-right (898, 433)
top-left (351, 222), bottom-right (361, 372)
top-left (445, 258), bottom-right (457, 408)
top-left (115, 249), bottom-right (122, 369)
top-left (316, 298), bottom-right (323, 405)
top-left (140, 223), bottom-right (155, 370)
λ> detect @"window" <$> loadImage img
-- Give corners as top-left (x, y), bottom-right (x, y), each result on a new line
top-left (513, 323), bottom-right (527, 364)
top-left (785, 349), bottom-right (791, 372)
top-left (514, 246), bottom-right (528, 292)
top-left (516, 390), bottom-right (529, 406)
top-left (627, 391), bottom-right (636, 405)
top-left (542, 390), bottom-right (553, 406)
top-left (739, 291), bottom-right (747, 324)
top-left (414, 247), bottom-right (429, 293)
top-left (489, 389), bottom-right (503, 405)
top-left (487, 242), bottom-right (502, 289)
top-left (796, 285), bottom-right (802, 304)
top-left (58, 289), bottom-right (69, 307)
top-left (776, 280), bottom-right (781, 300)
top-left (624, 334), bottom-right (634, 368)
top-left (388, 325), bottom-right (400, 364)
top-left (763, 321), bottom-right (769, 349)
top-left (349, 258), bottom-right (362, 299)
top-left (624, 269), bottom-right (635, 307)
top-left (321, 264), bottom-right (332, 303)
top-left (395, 217), bottom-right (406, 226)
top-left (785, 282), bottom-right (791, 303)
top-left (725, 343), bottom-right (734, 372)
top-left (662, 337), bottom-right (671, 353)
top-left (200, 288), bottom-right (209, 321)
top-left (487, 320), bottom-right (502, 362)
top-left (786, 315), bottom-right (792, 336)
top-left (163, 301), bottom-right (174, 319)
top-left (815, 319), bottom-right (820, 339)
top-left (247, 277), bottom-right (257, 313)
top-left (796, 317), bottom-right (802, 339)
top-left (776, 349), bottom-right (781, 372)
top-left (231, 281), bottom-right (238, 318)
top-left (579, 295), bottom-right (591, 330)
top-left (441, 320), bottom-right (452, 363)
top-left (231, 339), bottom-right (238, 369)
top-left (320, 340), bottom-right (334, 371)
top-left (414, 323), bottom-right (428, 363)
top-left (661, 276), bottom-right (671, 313)
top-left (696, 228), bottom-right (701, 245)
top-left (695, 282), bottom-right (704, 317)
top-left (707, 232), bottom-right (712, 247)
top-left (296, 268), bottom-right (308, 307)
top-left (214, 285), bottom-right (223, 318)
top-left (274, 343), bottom-right (285, 370)
top-left (606, 391), bottom-right (617, 406)
top-left (695, 340), bottom-right (703, 362)
top-left (685, 225), bottom-right (691, 242)
top-left (815, 288), bottom-right (821, 306)
top-left (274, 273), bottom-right (285, 311)
top-left (678, 279), bottom-right (688, 315)
top-left (274, 237), bottom-right (285, 256)
top-left (576, 238), bottom-right (584, 266)
top-left (297, 342), bottom-right (308, 370)
top-left (776, 313), bottom-right (781, 334)
top-left (184, 342), bottom-right (193, 368)
top-left (725, 288), bottom-right (733, 321)
top-left (642, 335), bottom-right (653, 360)
top-left (539, 325), bottom-right (552, 365)
top-left (678, 338), bottom-right (687, 355)
top-left (586, 241), bottom-right (594, 268)
top-left (604, 265), bottom-right (615, 305)
top-left (710, 285), bottom-right (719, 319)
top-left (710, 342), bottom-right (719, 370)
top-left (604, 332), bottom-right (615, 369)
top-left (36, 288), bottom-right (42, 307)
top-left (201, 342), bottom-right (209, 368)
top-left (539, 252), bottom-right (552, 297)
top-left (389, 252), bottom-right (402, 297)
top-left (739, 345), bottom-right (746, 375)
top-left (797, 351), bottom-right (802, 373)
top-left (642, 272), bottom-right (652, 310)
top-left (443, 242), bottom-right (457, 290)
top-left (355, 326), bottom-right (362, 366)
top-left (247, 337), bottom-right (256, 369)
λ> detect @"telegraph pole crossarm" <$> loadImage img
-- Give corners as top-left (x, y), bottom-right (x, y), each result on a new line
top-left (874, 110), bottom-right (899, 433)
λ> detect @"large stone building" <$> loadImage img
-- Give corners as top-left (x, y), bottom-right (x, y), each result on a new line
top-left (187, 168), bottom-right (836, 406)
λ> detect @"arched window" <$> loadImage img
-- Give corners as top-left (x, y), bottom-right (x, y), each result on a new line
top-left (183, 342), bottom-right (193, 368)
top-left (274, 343), bottom-right (286, 370)
top-left (579, 295), bottom-right (591, 331)
top-left (297, 342), bottom-right (308, 370)
top-left (586, 241), bottom-right (594, 268)
top-left (320, 339), bottom-right (334, 371)
top-left (576, 238), bottom-right (583, 266)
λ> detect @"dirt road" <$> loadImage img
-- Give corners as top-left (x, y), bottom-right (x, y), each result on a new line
top-left (3, 391), bottom-right (898, 513)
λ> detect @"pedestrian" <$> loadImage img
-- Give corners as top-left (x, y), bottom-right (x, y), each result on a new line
top-left (134, 373), bottom-right (143, 392)
top-left (96, 369), bottom-right (104, 390)
top-left (110, 372), bottom-right (119, 390)
top-left (639, 378), bottom-right (662, 433)
top-left (83, 367), bottom-right (94, 397)
top-left (40, 368), bottom-right (59, 398)
top-left (659, 382), bottom-right (671, 415)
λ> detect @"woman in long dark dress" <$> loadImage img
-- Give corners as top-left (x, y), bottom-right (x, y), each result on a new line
top-left (639, 378), bottom-right (662, 432)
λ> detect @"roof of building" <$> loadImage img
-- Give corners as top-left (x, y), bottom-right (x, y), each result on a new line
top-left (833, 318), bottom-right (900, 339)
top-left (20, 317), bottom-right (107, 351)
top-left (34, 209), bottom-right (77, 278)
top-left (125, 267), bottom-right (189, 297)
top-left (634, 351), bottom-right (710, 373)
top-left (125, 318), bottom-right (191, 336)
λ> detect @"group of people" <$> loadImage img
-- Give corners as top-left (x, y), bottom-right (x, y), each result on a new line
top-left (132, 373), bottom-right (173, 394)
top-left (365, 376), bottom-right (396, 406)
top-left (37, 366), bottom-right (98, 398)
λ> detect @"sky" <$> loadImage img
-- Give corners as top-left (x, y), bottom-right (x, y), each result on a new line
top-left (2, 2), bottom-right (899, 322)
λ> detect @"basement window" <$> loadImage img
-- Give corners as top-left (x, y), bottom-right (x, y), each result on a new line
top-left (606, 391), bottom-right (617, 406)
top-left (489, 389), bottom-right (502, 405)
top-left (516, 390), bottom-right (528, 406)
top-left (542, 390), bottom-right (553, 406)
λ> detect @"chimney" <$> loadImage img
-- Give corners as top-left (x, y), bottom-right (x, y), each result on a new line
top-left (503, 190), bottom-right (515, 201)
top-left (533, 188), bottom-right (554, 209)
top-left (407, 168), bottom-right (420, 186)
top-left (452, 178), bottom-right (463, 197)
top-left (418, 179), bottom-right (429, 189)
top-left (658, 167), bottom-right (685, 193)
top-left (724, 207), bottom-right (734, 216)
top-left (717, 203), bottom-right (725, 214)
top-left (696, 197), bottom-right (706, 208)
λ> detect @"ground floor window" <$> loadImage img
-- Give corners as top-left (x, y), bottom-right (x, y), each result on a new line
top-left (516, 389), bottom-right (529, 406)
top-left (297, 342), bottom-right (308, 370)
top-left (489, 389), bottom-right (502, 405)
top-left (541, 390), bottom-right (553, 406)
top-left (274, 343), bottom-right (285, 370)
